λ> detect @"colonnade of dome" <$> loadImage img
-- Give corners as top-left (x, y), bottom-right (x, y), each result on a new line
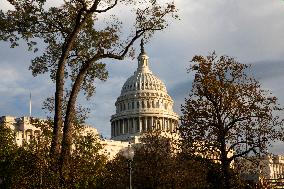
top-left (110, 42), bottom-right (179, 141)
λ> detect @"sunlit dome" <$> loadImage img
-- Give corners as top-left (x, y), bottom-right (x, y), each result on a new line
top-left (110, 40), bottom-right (179, 141)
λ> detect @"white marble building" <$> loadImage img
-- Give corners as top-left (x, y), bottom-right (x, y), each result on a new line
top-left (261, 155), bottom-right (284, 180)
top-left (238, 155), bottom-right (284, 187)
top-left (110, 43), bottom-right (179, 141)
top-left (0, 115), bottom-right (41, 146)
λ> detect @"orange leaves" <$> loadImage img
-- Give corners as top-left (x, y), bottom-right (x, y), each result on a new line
top-left (180, 53), bottom-right (284, 183)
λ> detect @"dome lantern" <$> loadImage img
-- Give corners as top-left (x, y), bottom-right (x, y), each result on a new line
top-left (137, 39), bottom-right (151, 73)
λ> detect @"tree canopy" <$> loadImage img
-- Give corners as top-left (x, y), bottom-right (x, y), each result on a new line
top-left (179, 52), bottom-right (284, 189)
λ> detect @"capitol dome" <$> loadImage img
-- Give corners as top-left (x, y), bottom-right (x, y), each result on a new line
top-left (110, 41), bottom-right (179, 141)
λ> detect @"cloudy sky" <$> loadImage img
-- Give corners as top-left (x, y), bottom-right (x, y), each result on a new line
top-left (1, 0), bottom-right (284, 153)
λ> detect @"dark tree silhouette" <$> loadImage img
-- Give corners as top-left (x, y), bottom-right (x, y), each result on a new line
top-left (179, 52), bottom-right (284, 189)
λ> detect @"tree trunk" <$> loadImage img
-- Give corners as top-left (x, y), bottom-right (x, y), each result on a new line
top-left (221, 158), bottom-right (231, 189)
top-left (50, 8), bottom-right (86, 159)
top-left (59, 59), bottom-right (95, 184)
top-left (220, 139), bottom-right (231, 189)
top-left (50, 62), bottom-right (64, 157)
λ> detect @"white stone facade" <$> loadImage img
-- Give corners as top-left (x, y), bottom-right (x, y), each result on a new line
top-left (0, 115), bottom-right (99, 146)
top-left (261, 155), bottom-right (284, 182)
top-left (0, 115), bottom-right (130, 159)
top-left (0, 115), bottom-right (41, 146)
top-left (110, 47), bottom-right (179, 141)
top-left (238, 155), bottom-right (284, 187)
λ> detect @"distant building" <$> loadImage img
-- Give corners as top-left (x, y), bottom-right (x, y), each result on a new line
top-left (238, 155), bottom-right (284, 188)
top-left (0, 115), bottom-right (125, 159)
top-left (0, 115), bottom-right (41, 146)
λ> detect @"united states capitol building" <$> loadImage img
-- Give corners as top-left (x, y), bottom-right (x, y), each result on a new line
top-left (110, 42), bottom-right (179, 141)
top-left (1, 43), bottom-right (284, 186)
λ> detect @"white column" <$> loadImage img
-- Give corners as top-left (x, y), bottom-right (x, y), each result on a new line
top-left (145, 117), bottom-right (148, 131)
top-left (128, 119), bottom-right (130, 133)
top-left (119, 120), bottom-right (122, 135)
top-left (114, 121), bottom-right (116, 137)
top-left (151, 117), bottom-right (154, 131)
top-left (122, 119), bottom-right (125, 134)
top-left (116, 120), bottom-right (120, 136)
top-left (156, 117), bottom-right (159, 130)
top-left (162, 117), bottom-right (165, 131)
top-left (139, 117), bottom-right (142, 132)
top-left (124, 119), bottom-right (127, 134)
top-left (113, 122), bottom-right (115, 136)
top-left (132, 118), bottom-right (135, 133)
top-left (111, 123), bottom-right (113, 137)
top-left (116, 120), bottom-right (119, 136)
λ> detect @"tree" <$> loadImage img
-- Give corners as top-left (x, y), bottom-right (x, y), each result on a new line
top-left (0, 118), bottom-right (107, 189)
top-left (101, 131), bottom-right (211, 189)
top-left (132, 131), bottom-right (174, 189)
top-left (0, 123), bottom-right (17, 188)
top-left (0, 0), bottom-right (178, 183)
top-left (101, 131), bottom-right (175, 189)
top-left (179, 52), bottom-right (284, 189)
